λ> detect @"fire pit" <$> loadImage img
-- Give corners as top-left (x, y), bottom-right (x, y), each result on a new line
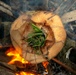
top-left (0, 0), bottom-right (76, 75)
top-left (10, 11), bottom-right (66, 64)
top-left (6, 11), bottom-right (66, 75)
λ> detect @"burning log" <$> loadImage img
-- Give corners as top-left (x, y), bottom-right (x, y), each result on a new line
top-left (0, 46), bottom-right (76, 75)
top-left (5, 47), bottom-right (52, 75)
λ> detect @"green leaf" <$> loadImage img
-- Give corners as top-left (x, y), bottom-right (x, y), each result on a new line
top-left (31, 23), bottom-right (42, 33)
top-left (25, 23), bottom-right (46, 52)
top-left (27, 32), bottom-right (44, 38)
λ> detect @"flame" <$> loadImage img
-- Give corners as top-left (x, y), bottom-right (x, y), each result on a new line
top-left (42, 61), bottom-right (49, 69)
top-left (5, 47), bottom-right (35, 75)
top-left (6, 47), bottom-right (48, 75)
top-left (6, 47), bottom-right (28, 64)
top-left (42, 61), bottom-right (49, 73)
top-left (16, 71), bottom-right (35, 75)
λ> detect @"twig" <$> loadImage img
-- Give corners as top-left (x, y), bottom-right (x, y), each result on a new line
top-left (0, 1), bottom-right (16, 19)
top-left (0, 1), bottom-right (11, 11)
top-left (47, 64), bottom-right (53, 75)
top-left (0, 6), bottom-right (13, 16)
top-left (52, 58), bottom-right (76, 75)
top-left (0, 45), bottom-right (13, 49)
top-left (0, 62), bottom-right (16, 73)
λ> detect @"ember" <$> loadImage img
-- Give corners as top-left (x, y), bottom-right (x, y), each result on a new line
top-left (42, 61), bottom-right (49, 69)
top-left (16, 71), bottom-right (35, 75)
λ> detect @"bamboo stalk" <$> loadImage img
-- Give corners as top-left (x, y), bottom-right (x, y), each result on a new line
top-left (52, 58), bottom-right (76, 75)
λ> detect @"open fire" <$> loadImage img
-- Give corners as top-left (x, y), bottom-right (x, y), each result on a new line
top-left (5, 47), bottom-right (48, 75)
top-left (16, 71), bottom-right (35, 75)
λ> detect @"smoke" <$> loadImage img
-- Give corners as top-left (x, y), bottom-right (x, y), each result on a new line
top-left (10, 0), bottom-right (49, 17)
top-left (64, 21), bottom-right (76, 41)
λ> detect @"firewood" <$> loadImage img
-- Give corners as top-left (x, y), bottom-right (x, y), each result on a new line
top-left (0, 1), bottom-right (12, 11)
top-left (0, 61), bottom-right (16, 73)
top-left (52, 58), bottom-right (76, 75)
top-left (0, 1), bottom-right (16, 18)
top-left (0, 45), bottom-right (12, 49)
top-left (47, 64), bottom-right (53, 75)
top-left (0, 6), bottom-right (13, 16)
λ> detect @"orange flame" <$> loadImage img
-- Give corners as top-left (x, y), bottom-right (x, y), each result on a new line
top-left (6, 47), bottom-right (28, 64)
top-left (6, 47), bottom-right (48, 75)
top-left (42, 61), bottom-right (49, 69)
top-left (5, 47), bottom-right (35, 75)
top-left (42, 61), bottom-right (49, 73)
top-left (16, 71), bottom-right (35, 75)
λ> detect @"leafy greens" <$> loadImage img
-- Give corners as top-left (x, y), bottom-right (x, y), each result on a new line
top-left (27, 23), bottom-right (46, 50)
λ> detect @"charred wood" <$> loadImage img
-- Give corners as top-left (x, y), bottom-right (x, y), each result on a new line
top-left (52, 58), bottom-right (76, 75)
